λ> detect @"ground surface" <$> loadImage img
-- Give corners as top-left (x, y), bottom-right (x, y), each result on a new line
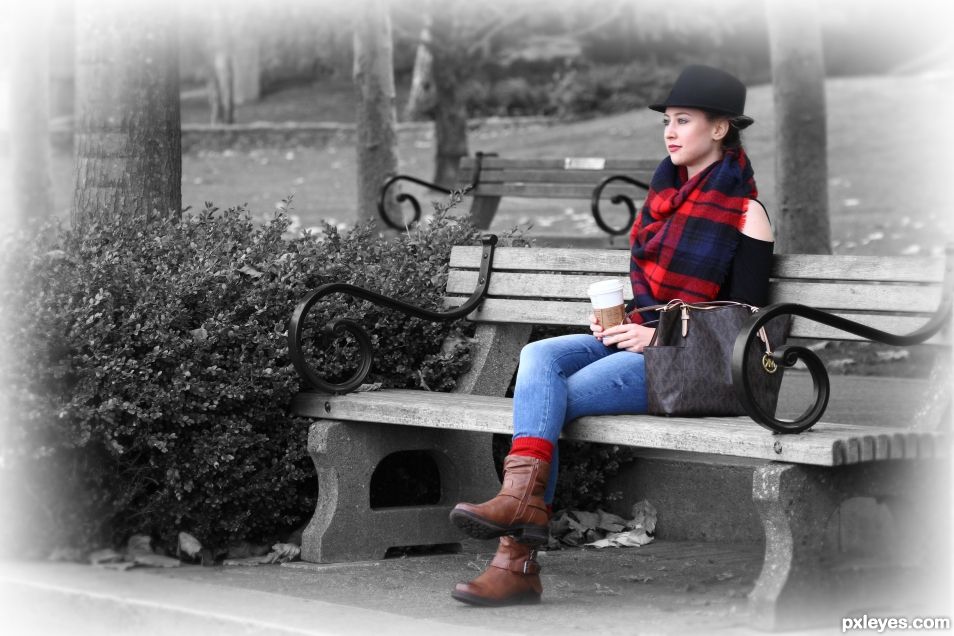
top-left (6, 538), bottom-right (937, 635)
top-left (130, 541), bottom-right (794, 635)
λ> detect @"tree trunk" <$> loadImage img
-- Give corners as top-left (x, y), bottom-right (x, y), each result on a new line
top-left (49, 3), bottom-right (76, 121)
top-left (72, 0), bottom-right (181, 226)
top-left (404, 14), bottom-right (435, 122)
top-left (767, 0), bottom-right (831, 254)
top-left (232, 19), bottom-right (261, 105)
top-left (208, 4), bottom-right (235, 124)
top-left (353, 0), bottom-right (399, 225)
top-left (429, 11), bottom-right (468, 188)
top-left (9, 1), bottom-right (56, 228)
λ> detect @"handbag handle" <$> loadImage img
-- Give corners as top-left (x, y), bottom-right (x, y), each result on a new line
top-left (642, 299), bottom-right (773, 350)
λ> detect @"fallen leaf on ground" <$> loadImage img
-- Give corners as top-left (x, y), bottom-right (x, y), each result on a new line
top-left (597, 509), bottom-right (629, 532)
top-left (262, 543), bottom-right (301, 563)
top-left (223, 556), bottom-right (271, 567)
top-left (98, 561), bottom-right (137, 571)
top-left (131, 553), bottom-right (181, 568)
top-left (594, 583), bottom-right (621, 596)
top-left (586, 528), bottom-right (653, 549)
top-left (551, 501), bottom-right (657, 548)
top-left (569, 510), bottom-right (600, 530)
top-left (89, 549), bottom-right (124, 565)
top-left (629, 500), bottom-right (657, 534)
top-left (621, 574), bottom-right (654, 583)
top-left (126, 534), bottom-right (154, 557)
top-left (178, 532), bottom-right (202, 559)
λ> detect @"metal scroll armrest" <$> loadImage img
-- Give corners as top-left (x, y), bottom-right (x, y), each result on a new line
top-left (377, 151), bottom-right (491, 231)
top-left (590, 175), bottom-right (650, 236)
top-left (287, 235), bottom-right (498, 394)
top-left (732, 253), bottom-right (954, 434)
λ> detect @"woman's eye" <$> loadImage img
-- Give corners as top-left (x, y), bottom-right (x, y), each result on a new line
top-left (677, 118), bottom-right (689, 125)
top-left (662, 119), bottom-right (670, 126)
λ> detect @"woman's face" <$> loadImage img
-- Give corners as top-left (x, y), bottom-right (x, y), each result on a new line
top-left (662, 107), bottom-right (727, 178)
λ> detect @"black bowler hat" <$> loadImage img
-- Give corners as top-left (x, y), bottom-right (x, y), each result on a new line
top-left (650, 64), bottom-right (754, 127)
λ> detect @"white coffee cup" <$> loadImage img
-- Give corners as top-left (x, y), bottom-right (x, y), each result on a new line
top-left (587, 279), bottom-right (626, 328)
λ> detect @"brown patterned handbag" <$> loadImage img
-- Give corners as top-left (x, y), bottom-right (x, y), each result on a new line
top-left (642, 300), bottom-right (791, 417)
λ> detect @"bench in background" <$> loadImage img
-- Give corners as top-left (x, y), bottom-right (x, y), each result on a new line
top-left (378, 153), bottom-right (656, 246)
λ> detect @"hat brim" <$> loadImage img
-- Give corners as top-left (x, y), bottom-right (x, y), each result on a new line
top-left (649, 103), bottom-right (754, 127)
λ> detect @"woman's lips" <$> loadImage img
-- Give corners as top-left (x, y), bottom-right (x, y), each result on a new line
top-left (667, 145), bottom-right (681, 152)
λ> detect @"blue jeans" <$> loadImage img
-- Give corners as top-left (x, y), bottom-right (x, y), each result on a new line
top-left (511, 334), bottom-right (649, 504)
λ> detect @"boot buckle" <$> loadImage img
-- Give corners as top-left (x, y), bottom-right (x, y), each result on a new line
top-left (522, 550), bottom-right (540, 575)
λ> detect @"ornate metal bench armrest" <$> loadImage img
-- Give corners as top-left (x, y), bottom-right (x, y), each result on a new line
top-left (377, 152), bottom-right (491, 231)
top-left (590, 175), bottom-right (650, 236)
top-left (288, 235), bottom-right (498, 394)
top-left (732, 252), bottom-right (954, 434)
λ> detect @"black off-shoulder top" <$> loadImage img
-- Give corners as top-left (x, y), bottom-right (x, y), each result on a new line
top-left (717, 233), bottom-right (774, 306)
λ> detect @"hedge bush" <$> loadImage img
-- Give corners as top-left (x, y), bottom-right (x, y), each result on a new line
top-left (0, 206), bottom-right (480, 556)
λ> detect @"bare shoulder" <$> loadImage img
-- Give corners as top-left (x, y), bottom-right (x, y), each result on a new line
top-left (742, 199), bottom-right (774, 241)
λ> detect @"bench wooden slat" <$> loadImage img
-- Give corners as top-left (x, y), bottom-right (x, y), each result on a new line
top-left (441, 296), bottom-right (949, 343)
top-left (771, 254), bottom-right (945, 283)
top-left (291, 389), bottom-right (943, 467)
top-left (450, 247), bottom-right (946, 284)
top-left (447, 270), bottom-right (633, 300)
top-left (767, 281), bottom-right (942, 313)
top-left (468, 169), bottom-right (654, 185)
top-left (451, 246), bottom-right (631, 273)
top-left (459, 157), bottom-right (660, 172)
top-left (472, 183), bottom-right (644, 199)
top-left (446, 270), bottom-right (944, 314)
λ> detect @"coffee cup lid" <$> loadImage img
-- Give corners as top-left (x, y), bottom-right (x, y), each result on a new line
top-left (587, 279), bottom-right (624, 295)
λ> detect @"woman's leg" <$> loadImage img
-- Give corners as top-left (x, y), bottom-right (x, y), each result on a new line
top-left (540, 350), bottom-right (649, 503)
top-left (450, 335), bottom-right (647, 607)
top-left (450, 335), bottom-right (613, 543)
top-left (511, 334), bottom-right (621, 444)
top-left (511, 334), bottom-right (648, 503)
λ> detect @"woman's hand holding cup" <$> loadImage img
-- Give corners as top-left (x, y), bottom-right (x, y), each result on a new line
top-left (587, 279), bottom-right (655, 352)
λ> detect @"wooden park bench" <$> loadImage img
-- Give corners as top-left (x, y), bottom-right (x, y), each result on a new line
top-left (287, 238), bottom-right (952, 630)
top-left (378, 153), bottom-right (657, 245)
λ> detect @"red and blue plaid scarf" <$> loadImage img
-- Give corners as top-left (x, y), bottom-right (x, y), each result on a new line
top-left (629, 148), bottom-right (757, 324)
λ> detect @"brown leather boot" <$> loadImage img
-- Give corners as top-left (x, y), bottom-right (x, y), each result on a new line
top-left (451, 537), bottom-right (542, 606)
top-left (449, 455), bottom-right (550, 545)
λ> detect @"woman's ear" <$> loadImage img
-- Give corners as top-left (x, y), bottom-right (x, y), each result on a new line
top-left (712, 119), bottom-right (729, 141)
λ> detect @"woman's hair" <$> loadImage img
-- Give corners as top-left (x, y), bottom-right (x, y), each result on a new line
top-left (705, 112), bottom-right (751, 151)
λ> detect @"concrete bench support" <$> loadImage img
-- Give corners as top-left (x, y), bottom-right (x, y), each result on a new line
top-left (301, 420), bottom-right (500, 563)
top-left (750, 461), bottom-right (950, 630)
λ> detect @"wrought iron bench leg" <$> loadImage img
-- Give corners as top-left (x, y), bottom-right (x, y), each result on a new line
top-left (301, 419), bottom-right (501, 563)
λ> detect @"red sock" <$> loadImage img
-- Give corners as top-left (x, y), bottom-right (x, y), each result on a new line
top-left (509, 436), bottom-right (554, 463)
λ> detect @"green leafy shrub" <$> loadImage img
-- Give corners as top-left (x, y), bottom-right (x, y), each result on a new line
top-left (0, 206), bottom-right (479, 556)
